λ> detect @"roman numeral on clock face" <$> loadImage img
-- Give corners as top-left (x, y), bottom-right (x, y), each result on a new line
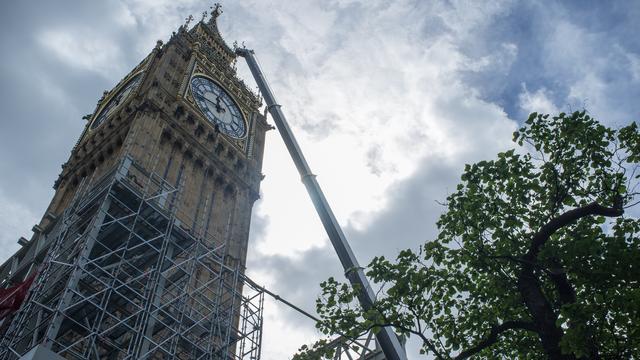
top-left (190, 76), bottom-right (246, 138)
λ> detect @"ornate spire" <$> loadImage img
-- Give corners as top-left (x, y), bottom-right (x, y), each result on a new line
top-left (210, 3), bottom-right (223, 22)
top-left (197, 2), bottom-right (236, 61)
top-left (185, 14), bottom-right (194, 28)
top-left (179, 15), bottom-right (194, 32)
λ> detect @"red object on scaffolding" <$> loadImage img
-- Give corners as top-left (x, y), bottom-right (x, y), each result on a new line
top-left (0, 273), bottom-right (36, 321)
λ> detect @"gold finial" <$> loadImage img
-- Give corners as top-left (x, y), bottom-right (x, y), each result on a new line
top-left (210, 3), bottom-right (223, 19)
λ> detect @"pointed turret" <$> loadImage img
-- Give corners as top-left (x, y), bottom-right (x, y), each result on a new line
top-left (189, 3), bottom-right (236, 65)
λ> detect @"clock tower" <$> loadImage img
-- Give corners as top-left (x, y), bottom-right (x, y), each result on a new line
top-left (0, 6), bottom-right (268, 360)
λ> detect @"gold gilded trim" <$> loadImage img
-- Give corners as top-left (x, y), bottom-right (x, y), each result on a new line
top-left (186, 69), bottom-right (249, 140)
top-left (89, 71), bottom-right (146, 130)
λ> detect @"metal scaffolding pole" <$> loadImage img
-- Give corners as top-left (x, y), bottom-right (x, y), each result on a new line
top-left (236, 48), bottom-right (407, 360)
top-left (0, 156), bottom-right (265, 360)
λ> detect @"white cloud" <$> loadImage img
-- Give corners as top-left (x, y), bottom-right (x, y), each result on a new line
top-left (464, 42), bottom-right (518, 74)
top-left (245, 0), bottom-right (517, 257)
top-left (628, 52), bottom-right (640, 82)
top-left (237, 1), bottom-right (517, 357)
top-left (518, 84), bottom-right (559, 115)
top-left (0, 189), bottom-right (38, 262)
top-left (542, 19), bottom-right (640, 126)
top-left (37, 29), bottom-right (124, 78)
top-left (113, 2), bottom-right (138, 28)
top-left (435, 0), bottom-right (514, 37)
top-left (3, 0), bottom-right (638, 359)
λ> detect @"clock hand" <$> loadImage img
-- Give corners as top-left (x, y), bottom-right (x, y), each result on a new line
top-left (201, 91), bottom-right (218, 103)
top-left (194, 94), bottom-right (227, 124)
top-left (196, 93), bottom-right (218, 109)
top-left (197, 93), bottom-right (227, 114)
top-left (214, 96), bottom-right (226, 113)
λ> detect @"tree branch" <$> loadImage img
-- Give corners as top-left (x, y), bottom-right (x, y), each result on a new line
top-left (547, 256), bottom-right (576, 306)
top-left (488, 254), bottom-right (550, 274)
top-left (358, 321), bottom-right (448, 360)
top-left (364, 302), bottom-right (449, 360)
top-left (525, 198), bottom-right (624, 261)
top-left (454, 320), bottom-right (537, 360)
top-left (516, 200), bottom-right (622, 360)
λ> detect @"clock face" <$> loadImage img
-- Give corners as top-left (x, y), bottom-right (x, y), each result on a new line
top-left (92, 73), bottom-right (143, 129)
top-left (190, 76), bottom-right (246, 138)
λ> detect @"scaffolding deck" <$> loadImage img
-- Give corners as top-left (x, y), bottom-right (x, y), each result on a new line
top-left (0, 157), bottom-right (264, 360)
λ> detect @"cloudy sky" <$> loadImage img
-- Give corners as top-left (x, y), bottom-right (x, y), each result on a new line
top-left (1, 0), bottom-right (639, 358)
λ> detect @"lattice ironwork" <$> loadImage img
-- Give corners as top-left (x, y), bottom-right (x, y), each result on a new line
top-left (321, 331), bottom-right (386, 360)
top-left (0, 157), bottom-right (264, 360)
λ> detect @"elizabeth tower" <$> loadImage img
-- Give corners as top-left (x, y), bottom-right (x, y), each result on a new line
top-left (0, 6), bottom-right (269, 360)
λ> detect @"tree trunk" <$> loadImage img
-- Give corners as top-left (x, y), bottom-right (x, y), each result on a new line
top-left (517, 267), bottom-right (576, 360)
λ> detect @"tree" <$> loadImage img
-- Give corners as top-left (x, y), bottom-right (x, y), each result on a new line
top-left (295, 111), bottom-right (640, 359)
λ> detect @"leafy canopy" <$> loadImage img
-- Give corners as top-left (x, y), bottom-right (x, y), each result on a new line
top-left (295, 111), bottom-right (640, 359)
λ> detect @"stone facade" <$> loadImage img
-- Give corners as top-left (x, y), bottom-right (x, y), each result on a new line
top-left (22, 14), bottom-right (268, 274)
top-left (0, 10), bottom-right (270, 359)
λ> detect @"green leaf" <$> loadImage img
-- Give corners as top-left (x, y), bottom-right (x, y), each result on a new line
top-left (303, 110), bottom-right (640, 360)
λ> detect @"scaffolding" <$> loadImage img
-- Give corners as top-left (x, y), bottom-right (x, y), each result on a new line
top-left (323, 331), bottom-right (387, 360)
top-left (0, 156), bottom-right (264, 360)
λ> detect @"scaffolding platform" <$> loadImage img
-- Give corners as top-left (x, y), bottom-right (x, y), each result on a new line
top-left (0, 156), bottom-right (264, 360)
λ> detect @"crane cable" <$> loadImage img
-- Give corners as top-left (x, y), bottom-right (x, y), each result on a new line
top-left (243, 275), bottom-right (378, 354)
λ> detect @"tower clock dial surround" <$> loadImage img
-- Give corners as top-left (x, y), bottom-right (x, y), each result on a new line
top-left (91, 73), bottom-right (143, 130)
top-left (190, 75), bottom-right (246, 138)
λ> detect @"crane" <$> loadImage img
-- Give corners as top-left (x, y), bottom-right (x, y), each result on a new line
top-left (236, 48), bottom-right (408, 360)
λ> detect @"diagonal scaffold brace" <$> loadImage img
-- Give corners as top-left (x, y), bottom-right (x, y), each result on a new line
top-left (236, 47), bottom-right (407, 360)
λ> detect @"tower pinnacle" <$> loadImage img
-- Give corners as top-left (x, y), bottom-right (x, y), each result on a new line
top-left (184, 14), bottom-right (194, 28)
top-left (210, 3), bottom-right (223, 22)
